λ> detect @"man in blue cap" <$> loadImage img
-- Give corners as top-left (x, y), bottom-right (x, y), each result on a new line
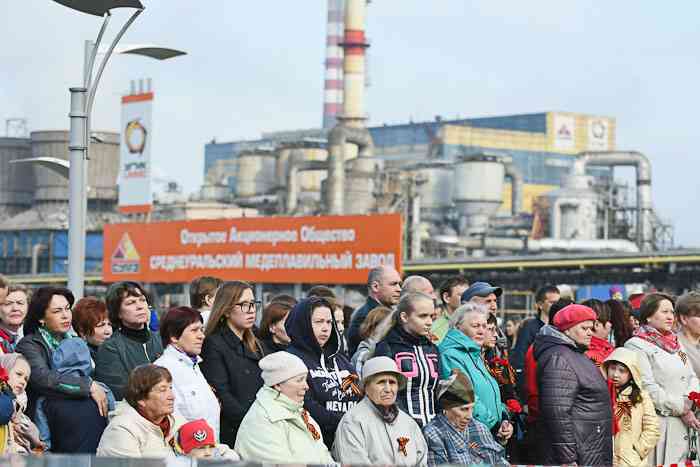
top-left (460, 281), bottom-right (503, 313)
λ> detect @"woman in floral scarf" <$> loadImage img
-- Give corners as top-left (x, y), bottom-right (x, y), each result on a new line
top-left (624, 293), bottom-right (700, 465)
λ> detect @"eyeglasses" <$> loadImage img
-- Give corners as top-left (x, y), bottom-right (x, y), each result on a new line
top-left (234, 301), bottom-right (261, 314)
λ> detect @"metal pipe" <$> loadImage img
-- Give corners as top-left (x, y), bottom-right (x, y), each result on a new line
top-left (431, 235), bottom-right (639, 253)
top-left (503, 161), bottom-right (523, 216)
top-left (573, 151), bottom-right (653, 250)
top-left (67, 87), bottom-right (88, 298)
top-left (286, 158), bottom-right (327, 213)
top-left (327, 125), bottom-right (372, 214)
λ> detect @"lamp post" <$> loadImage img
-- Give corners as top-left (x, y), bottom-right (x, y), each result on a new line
top-left (53, 0), bottom-right (185, 298)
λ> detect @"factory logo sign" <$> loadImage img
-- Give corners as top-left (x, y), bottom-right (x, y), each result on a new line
top-left (587, 118), bottom-right (609, 150)
top-left (103, 214), bottom-right (403, 285)
top-left (118, 92), bottom-right (154, 214)
top-left (125, 119), bottom-right (148, 155)
top-left (111, 233), bottom-right (141, 274)
top-left (553, 114), bottom-right (576, 150)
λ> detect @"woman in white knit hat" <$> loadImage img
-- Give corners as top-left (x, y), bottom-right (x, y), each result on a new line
top-left (234, 351), bottom-right (334, 463)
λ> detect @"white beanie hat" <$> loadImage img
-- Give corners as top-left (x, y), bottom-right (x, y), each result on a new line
top-left (259, 351), bottom-right (308, 387)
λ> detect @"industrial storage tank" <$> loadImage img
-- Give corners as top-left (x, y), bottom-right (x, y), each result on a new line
top-left (0, 137), bottom-right (34, 217)
top-left (545, 174), bottom-right (600, 240)
top-left (414, 162), bottom-right (453, 224)
top-left (30, 130), bottom-right (119, 202)
top-left (453, 155), bottom-right (505, 235)
top-left (235, 150), bottom-right (276, 198)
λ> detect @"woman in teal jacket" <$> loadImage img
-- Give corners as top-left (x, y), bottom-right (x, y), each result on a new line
top-left (438, 304), bottom-right (508, 432)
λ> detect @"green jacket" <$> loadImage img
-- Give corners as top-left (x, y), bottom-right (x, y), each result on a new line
top-left (235, 386), bottom-right (334, 464)
top-left (438, 328), bottom-right (507, 430)
top-left (94, 328), bottom-right (163, 401)
top-left (431, 314), bottom-right (451, 342)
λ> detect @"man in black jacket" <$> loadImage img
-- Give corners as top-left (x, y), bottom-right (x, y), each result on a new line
top-left (510, 285), bottom-right (560, 399)
top-left (345, 266), bottom-right (402, 356)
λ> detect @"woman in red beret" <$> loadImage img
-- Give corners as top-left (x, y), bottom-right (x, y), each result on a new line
top-left (533, 304), bottom-right (613, 466)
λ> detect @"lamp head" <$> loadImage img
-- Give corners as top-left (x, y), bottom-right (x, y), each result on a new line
top-left (53, 0), bottom-right (144, 17)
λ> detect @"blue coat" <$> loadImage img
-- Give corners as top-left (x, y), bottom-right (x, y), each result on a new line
top-left (438, 328), bottom-right (507, 430)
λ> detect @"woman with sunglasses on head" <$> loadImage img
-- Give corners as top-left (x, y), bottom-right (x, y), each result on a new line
top-left (200, 281), bottom-right (265, 448)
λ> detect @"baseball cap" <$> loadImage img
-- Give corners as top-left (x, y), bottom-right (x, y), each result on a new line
top-left (178, 419), bottom-right (215, 454)
top-left (461, 281), bottom-right (503, 303)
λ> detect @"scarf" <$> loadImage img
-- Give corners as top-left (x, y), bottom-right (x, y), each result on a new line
top-left (371, 399), bottom-right (399, 424)
top-left (38, 327), bottom-right (66, 351)
top-left (634, 324), bottom-right (680, 354)
top-left (120, 325), bottom-right (151, 344)
top-left (610, 380), bottom-right (635, 436)
top-left (172, 345), bottom-right (198, 366)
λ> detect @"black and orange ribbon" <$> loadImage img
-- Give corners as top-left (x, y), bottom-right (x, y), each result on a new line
top-left (302, 409), bottom-right (321, 441)
top-left (341, 374), bottom-right (363, 397)
top-left (397, 437), bottom-right (409, 457)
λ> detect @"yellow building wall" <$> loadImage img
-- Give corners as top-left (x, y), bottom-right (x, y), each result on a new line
top-left (499, 183), bottom-right (558, 214)
top-left (441, 125), bottom-right (547, 152)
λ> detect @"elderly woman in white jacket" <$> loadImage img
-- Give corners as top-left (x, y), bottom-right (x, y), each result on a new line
top-left (153, 307), bottom-right (221, 440)
top-left (97, 365), bottom-right (237, 459)
top-left (333, 356), bottom-right (427, 465)
top-left (625, 293), bottom-right (700, 465)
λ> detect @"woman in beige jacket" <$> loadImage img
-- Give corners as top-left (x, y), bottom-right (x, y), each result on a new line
top-left (603, 348), bottom-right (660, 466)
top-left (623, 293), bottom-right (698, 465)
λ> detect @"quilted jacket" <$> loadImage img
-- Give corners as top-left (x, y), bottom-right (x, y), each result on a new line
top-left (534, 325), bottom-right (613, 466)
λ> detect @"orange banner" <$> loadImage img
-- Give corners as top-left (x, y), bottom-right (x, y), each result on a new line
top-left (103, 214), bottom-right (403, 285)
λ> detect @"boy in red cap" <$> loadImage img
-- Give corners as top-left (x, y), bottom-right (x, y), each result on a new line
top-left (174, 419), bottom-right (239, 460)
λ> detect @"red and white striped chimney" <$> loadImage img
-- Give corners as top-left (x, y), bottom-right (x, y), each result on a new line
top-left (322, 0), bottom-right (344, 129)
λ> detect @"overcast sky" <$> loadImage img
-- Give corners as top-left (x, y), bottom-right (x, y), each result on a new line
top-left (2, 1), bottom-right (699, 246)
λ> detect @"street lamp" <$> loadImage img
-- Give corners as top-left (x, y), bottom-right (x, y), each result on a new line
top-left (53, 0), bottom-right (185, 298)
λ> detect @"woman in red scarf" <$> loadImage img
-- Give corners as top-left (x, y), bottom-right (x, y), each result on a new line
top-left (624, 293), bottom-right (700, 465)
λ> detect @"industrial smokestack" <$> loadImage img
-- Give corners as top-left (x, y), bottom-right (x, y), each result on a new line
top-left (323, 0), bottom-right (345, 129)
top-left (341, 0), bottom-right (369, 125)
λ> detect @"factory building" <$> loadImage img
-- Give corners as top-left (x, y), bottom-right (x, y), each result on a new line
top-left (0, 131), bottom-right (122, 276)
top-left (204, 111), bottom-right (616, 215)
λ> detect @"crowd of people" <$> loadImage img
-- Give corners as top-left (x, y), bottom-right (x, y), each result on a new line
top-left (0, 271), bottom-right (698, 465)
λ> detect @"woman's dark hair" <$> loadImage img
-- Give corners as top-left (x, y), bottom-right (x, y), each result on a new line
top-left (159, 307), bottom-right (203, 348)
top-left (24, 286), bottom-right (75, 336)
top-left (639, 293), bottom-right (675, 325)
top-left (268, 294), bottom-right (298, 309)
top-left (257, 302), bottom-right (292, 341)
top-left (606, 300), bottom-right (635, 346)
top-left (189, 276), bottom-right (223, 309)
top-left (125, 364), bottom-right (172, 409)
top-left (72, 297), bottom-right (108, 338)
top-left (548, 298), bottom-right (574, 323)
top-left (105, 281), bottom-right (148, 328)
top-left (582, 299), bottom-right (610, 324)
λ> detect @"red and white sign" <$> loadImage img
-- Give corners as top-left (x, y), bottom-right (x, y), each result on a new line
top-left (103, 214), bottom-right (403, 285)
